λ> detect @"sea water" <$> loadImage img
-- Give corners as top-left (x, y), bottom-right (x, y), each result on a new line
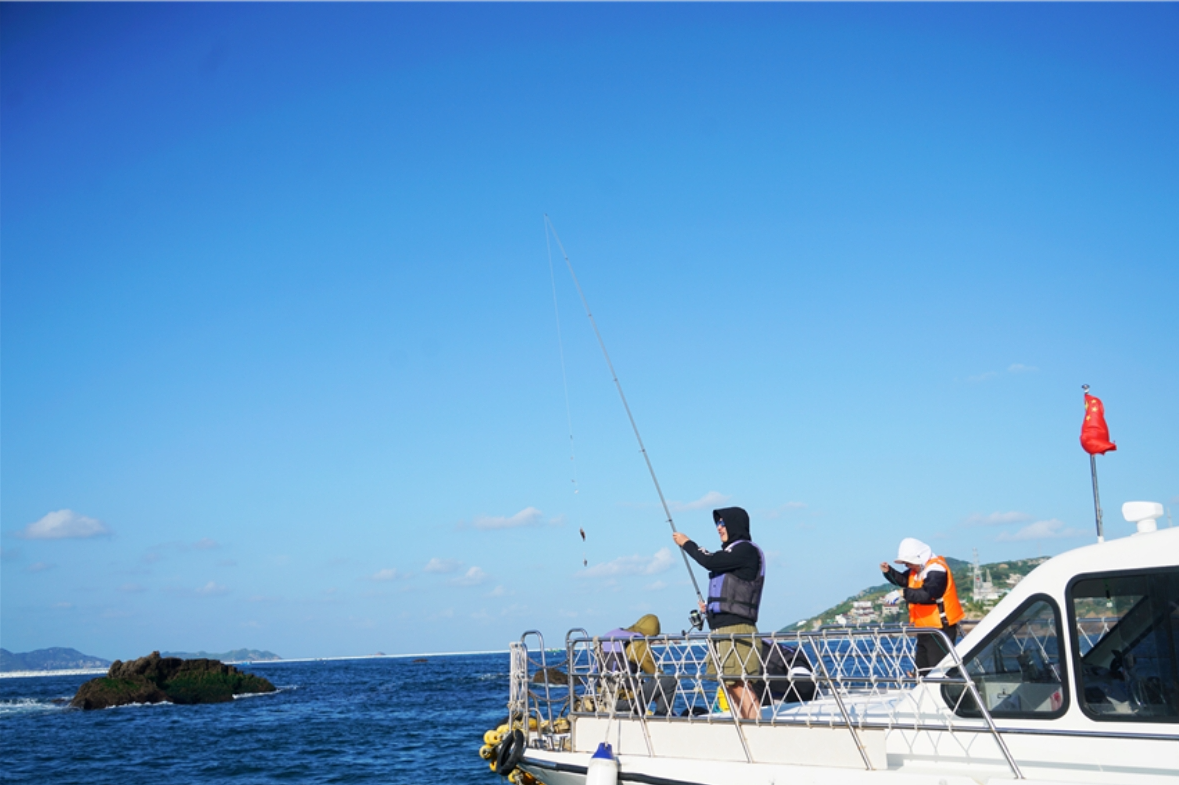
top-left (0, 653), bottom-right (511, 784)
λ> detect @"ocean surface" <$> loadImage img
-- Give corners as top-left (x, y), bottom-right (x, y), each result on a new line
top-left (0, 653), bottom-right (512, 784)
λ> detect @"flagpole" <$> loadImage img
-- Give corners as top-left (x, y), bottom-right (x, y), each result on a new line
top-left (1083, 384), bottom-right (1105, 543)
top-left (1089, 453), bottom-right (1105, 543)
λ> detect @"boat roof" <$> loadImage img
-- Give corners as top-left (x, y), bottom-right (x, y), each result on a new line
top-left (958, 525), bottom-right (1178, 652)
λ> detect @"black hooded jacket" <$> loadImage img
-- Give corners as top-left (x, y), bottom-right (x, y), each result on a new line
top-left (681, 507), bottom-right (763, 629)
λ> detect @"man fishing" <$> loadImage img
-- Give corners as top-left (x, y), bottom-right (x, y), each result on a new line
top-left (672, 506), bottom-right (765, 720)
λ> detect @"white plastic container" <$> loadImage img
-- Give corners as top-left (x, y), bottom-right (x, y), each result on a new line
top-left (585, 742), bottom-right (618, 785)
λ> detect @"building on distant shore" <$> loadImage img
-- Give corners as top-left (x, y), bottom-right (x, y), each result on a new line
top-left (850, 600), bottom-right (877, 625)
top-left (975, 568), bottom-right (1004, 602)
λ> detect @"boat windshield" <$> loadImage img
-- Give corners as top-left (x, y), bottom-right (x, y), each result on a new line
top-left (1071, 568), bottom-right (1179, 721)
top-left (945, 596), bottom-right (1065, 719)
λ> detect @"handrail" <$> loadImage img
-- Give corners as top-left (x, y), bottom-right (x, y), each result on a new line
top-left (515, 630), bottom-right (554, 746)
top-left (508, 625), bottom-right (1026, 778)
top-left (810, 627), bottom-right (873, 770)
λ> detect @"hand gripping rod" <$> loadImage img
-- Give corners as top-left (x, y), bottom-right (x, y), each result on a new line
top-left (545, 216), bottom-right (705, 605)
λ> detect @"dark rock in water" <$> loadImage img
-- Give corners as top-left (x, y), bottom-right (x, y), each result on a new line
top-left (412, 658), bottom-right (428, 663)
top-left (70, 651), bottom-right (276, 710)
top-left (531, 667), bottom-right (574, 685)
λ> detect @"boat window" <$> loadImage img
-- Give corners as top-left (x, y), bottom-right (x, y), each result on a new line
top-left (945, 596), bottom-right (1065, 719)
top-left (1070, 568), bottom-right (1179, 722)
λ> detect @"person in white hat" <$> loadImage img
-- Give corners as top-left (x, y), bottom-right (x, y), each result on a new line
top-left (880, 537), bottom-right (964, 674)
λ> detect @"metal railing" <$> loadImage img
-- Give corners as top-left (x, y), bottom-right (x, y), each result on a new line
top-left (507, 625), bottom-right (1023, 778)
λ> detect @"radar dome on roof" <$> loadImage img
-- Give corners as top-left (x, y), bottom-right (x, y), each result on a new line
top-left (1122, 501), bottom-right (1164, 534)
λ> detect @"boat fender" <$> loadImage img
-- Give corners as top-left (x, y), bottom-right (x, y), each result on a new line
top-left (508, 769), bottom-right (540, 785)
top-left (485, 724), bottom-right (509, 746)
top-left (585, 742), bottom-right (618, 785)
top-left (496, 729), bottom-right (525, 776)
top-left (479, 744), bottom-right (495, 761)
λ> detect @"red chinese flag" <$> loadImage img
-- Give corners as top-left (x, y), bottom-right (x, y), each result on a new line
top-left (1081, 393), bottom-right (1117, 455)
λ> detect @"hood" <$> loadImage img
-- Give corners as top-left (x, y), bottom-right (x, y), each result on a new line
top-left (626, 614), bottom-right (660, 636)
top-left (896, 537), bottom-right (933, 566)
top-left (712, 506), bottom-right (751, 543)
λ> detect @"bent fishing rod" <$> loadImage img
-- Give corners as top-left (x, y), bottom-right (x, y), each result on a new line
top-left (544, 215), bottom-right (706, 628)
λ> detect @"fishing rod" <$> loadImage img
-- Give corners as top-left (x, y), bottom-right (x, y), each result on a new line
top-left (544, 215), bottom-right (706, 628)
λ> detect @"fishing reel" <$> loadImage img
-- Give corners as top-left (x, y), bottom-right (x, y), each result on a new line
top-left (688, 609), bottom-right (704, 631)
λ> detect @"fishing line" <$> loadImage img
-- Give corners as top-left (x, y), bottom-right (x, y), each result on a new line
top-left (544, 215), bottom-right (705, 606)
top-left (546, 222), bottom-right (586, 567)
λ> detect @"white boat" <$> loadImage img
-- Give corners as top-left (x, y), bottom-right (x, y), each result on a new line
top-left (491, 501), bottom-right (1178, 785)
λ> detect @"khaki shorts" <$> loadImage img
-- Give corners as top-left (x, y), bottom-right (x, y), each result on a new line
top-left (707, 624), bottom-right (762, 681)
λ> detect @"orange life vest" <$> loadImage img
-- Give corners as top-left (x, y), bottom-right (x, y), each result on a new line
top-left (907, 555), bottom-right (963, 628)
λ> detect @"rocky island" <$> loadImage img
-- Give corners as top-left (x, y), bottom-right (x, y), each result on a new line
top-left (71, 651), bottom-right (276, 710)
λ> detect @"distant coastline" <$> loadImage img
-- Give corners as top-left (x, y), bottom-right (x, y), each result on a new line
top-left (0, 648), bottom-right (512, 678)
top-left (160, 648), bottom-right (281, 663)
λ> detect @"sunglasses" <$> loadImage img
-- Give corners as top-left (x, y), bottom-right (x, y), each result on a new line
top-left (715, 520), bottom-right (726, 529)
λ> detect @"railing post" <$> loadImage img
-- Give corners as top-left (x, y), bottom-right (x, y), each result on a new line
top-left (812, 630), bottom-right (875, 771)
top-left (934, 629), bottom-right (1024, 780)
top-left (700, 631), bottom-right (754, 763)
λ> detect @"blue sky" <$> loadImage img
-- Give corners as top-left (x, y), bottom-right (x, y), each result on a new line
top-left (2, 4), bottom-right (1176, 660)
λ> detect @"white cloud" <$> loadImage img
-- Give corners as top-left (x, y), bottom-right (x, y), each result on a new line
top-left (966, 365), bottom-right (1037, 384)
top-left (577, 547), bottom-right (673, 579)
top-left (762, 502), bottom-right (807, 520)
top-left (191, 538), bottom-right (220, 550)
top-left (18, 509), bottom-right (110, 540)
top-left (671, 491), bottom-right (731, 512)
top-left (195, 581), bottom-right (228, 596)
top-left (473, 507), bottom-right (543, 530)
top-left (451, 566), bottom-right (489, 586)
top-left (424, 558), bottom-right (461, 574)
top-left (26, 561), bottom-right (55, 573)
top-left (486, 585), bottom-right (508, 597)
top-left (965, 511), bottom-right (1033, 526)
top-left (644, 580), bottom-right (668, 591)
top-left (371, 568), bottom-right (402, 581)
top-left (997, 519), bottom-right (1086, 542)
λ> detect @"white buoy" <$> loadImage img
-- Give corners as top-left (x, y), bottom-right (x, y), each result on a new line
top-left (585, 742), bottom-right (618, 785)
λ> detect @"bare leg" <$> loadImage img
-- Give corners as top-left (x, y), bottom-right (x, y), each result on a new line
top-left (727, 682), bottom-right (760, 720)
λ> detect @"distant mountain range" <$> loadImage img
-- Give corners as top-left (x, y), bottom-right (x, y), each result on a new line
top-left (0, 647), bottom-right (111, 672)
top-left (160, 648), bottom-right (281, 662)
top-left (1, 647), bottom-right (282, 672)
top-left (782, 555), bottom-right (1051, 631)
